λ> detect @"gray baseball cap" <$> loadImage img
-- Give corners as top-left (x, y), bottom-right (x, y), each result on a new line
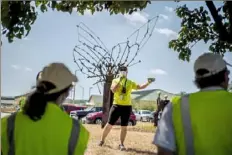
top-left (37, 62), bottom-right (78, 94)
top-left (194, 53), bottom-right (231, 78)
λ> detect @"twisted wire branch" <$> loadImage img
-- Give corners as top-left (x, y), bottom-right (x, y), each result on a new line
top-left (73, 16), bottom-right (159, 93)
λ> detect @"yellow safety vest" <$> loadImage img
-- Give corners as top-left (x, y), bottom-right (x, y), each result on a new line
top-left (172, 89), bottom-right (232, 155)
top-left (18, 97), bottom-right (26, 110)
top-left (1, 102), bottom-right (89, 155)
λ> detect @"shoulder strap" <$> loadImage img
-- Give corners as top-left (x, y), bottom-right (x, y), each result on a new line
top-left (68, 119), bottom-right (81, 155)
top-left (123, 79), bottom-right (127, 88)
top-left (180, 95), bottom-right (195, 155)
top-left (7, 112), bottom-right (17, 155)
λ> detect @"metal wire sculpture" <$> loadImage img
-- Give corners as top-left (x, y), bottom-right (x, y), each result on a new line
top-left (73, 15), bottom-right (159, 93)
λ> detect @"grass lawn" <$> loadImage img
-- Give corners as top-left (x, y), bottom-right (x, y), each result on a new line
top-left (84, 122), bottom-right (157, 155)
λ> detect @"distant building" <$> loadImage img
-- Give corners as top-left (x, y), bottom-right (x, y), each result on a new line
top-left (1, 96), bottom-right (16, 113)
top-left (88, 89), bottom-right (177, 106)
top-left (131, 89), bottom-right (176, 101)
top-left (1, 96), bottom-right (15, 106)
top-left (88, 95), bottom-right (103, 106)
top-left (65, 98), bottom-right (88, 105)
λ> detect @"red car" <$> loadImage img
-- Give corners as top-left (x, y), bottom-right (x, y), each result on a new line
top-left (62, 104), bottom-right (87, 114)
top-left (83, 111), bottom-right (137, 126)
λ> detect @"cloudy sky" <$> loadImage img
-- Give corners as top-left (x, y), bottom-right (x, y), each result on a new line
top-left (2, 1), bottom-right (232, 99)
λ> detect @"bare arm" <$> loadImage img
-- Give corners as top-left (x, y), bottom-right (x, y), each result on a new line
top-left (137, 81), bottom-right (151, 90)
top-left (157, 147), bottom-right (174, 155)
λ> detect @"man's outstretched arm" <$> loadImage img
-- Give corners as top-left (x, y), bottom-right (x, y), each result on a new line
top-left (135, 78), bottom-right (155, 90)
top-left (137, 81), bottom-right (151, 89)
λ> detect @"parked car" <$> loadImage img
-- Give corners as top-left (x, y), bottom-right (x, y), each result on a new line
top-left (70, 106), bottom-right (102, 119)
top-left (135, 110), bottom-right (152, 122)
top-left (62, 104), bottom-right (87, 115)
top-left (148, 111), bottom-right (155, 123)
top-left (82, 111), bottom-right (137, 126)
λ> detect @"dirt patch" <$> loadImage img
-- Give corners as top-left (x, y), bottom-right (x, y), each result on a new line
top-left (1, 108), bottom-right (16, 113)
top-left (84, 123), bottom-right (157, 155)
top-left (111, 122), bottom-right (155, 133)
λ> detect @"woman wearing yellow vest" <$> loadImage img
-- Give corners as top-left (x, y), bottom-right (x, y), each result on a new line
top-left (1, 62), bottom-right (89, 155)
top-left (153, 53), bottom-right (232, 155)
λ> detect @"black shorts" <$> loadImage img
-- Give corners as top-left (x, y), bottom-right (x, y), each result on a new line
top-left (108, 104), bottom-right (132, 126)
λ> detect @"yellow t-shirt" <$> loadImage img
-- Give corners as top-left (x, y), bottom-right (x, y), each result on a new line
top-left (112, 78), bottom-right (138, 106)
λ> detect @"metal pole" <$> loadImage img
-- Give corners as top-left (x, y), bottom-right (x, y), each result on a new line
top-left (73, 70), bottom-right (78, 104)
top-left (79, 86), bottom-right (84, 100)
top-left (89, 87), bottom-right (93, 98)
top-left (72, 88), bottom-right (75, 104)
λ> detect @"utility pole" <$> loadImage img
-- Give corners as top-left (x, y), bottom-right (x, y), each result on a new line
top-left (79, 85), bottom-right (84, 100)
top-left (73, 70), bottom-right (78, 104)
top-left (89, 87), bottom-right (93, 98)
top-left (73, 18), bottom-right (158, 128)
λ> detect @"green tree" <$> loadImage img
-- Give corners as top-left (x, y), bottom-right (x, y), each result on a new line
top-left (1, 1), bottom-right (150, 43)
top-left (132, 100), bottom-right (156, 111)
top-left (169, 1), bottom-right (232, 61)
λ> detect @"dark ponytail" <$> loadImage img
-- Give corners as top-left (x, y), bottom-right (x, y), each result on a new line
top-left (23, 82), bottom-right (56, 121)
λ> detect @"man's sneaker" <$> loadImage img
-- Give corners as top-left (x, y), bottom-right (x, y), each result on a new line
top-left (98, 141), bottom-right (104, 146)
top-left (119, 144), bottom-right (126, 151)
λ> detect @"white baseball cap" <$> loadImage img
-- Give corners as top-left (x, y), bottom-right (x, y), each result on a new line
top-left (194, 53), bottom-right (232, 78)
top-left (37, 62), bottom-right (78, 94)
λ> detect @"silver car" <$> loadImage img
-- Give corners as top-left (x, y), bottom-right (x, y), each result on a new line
top-left (135, 110), bottom-right (152, 122)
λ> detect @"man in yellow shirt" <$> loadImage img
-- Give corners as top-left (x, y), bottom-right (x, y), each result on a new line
top-left (99, 66), bottom-right (155, 150)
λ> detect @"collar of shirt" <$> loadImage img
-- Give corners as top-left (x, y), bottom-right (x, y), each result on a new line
top-left (200, 86), bottom-right (225, 92)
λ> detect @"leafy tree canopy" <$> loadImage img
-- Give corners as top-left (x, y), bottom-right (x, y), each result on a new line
top-left (169, 1), bottom-right (232, 61)
top-left (1, 1), bottom-right (150, 43)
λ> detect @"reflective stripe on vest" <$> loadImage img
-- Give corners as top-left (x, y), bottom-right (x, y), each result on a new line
top-left (68, 119), bottom-right (80, 155)
top-left (180, 95), bottom-right (194, 155)
top-left (7, 113), bottom-right (80, 155)
top-left (7, 113), bottom-right (17, 155)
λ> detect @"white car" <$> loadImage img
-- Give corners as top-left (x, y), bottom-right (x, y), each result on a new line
top-left (135, 110), bottom-right (152, 122)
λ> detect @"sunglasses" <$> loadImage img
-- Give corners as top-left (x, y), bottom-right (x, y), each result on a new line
top-left (119, 66), bottom-right (127, 71)
top-left (120, 68), bottom-right (127, 72)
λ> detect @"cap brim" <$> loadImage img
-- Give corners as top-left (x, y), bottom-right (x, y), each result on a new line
top-left (73, 74), bottom-right (78, 82)
top-left (71, 74), bottom-right (78, 86)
